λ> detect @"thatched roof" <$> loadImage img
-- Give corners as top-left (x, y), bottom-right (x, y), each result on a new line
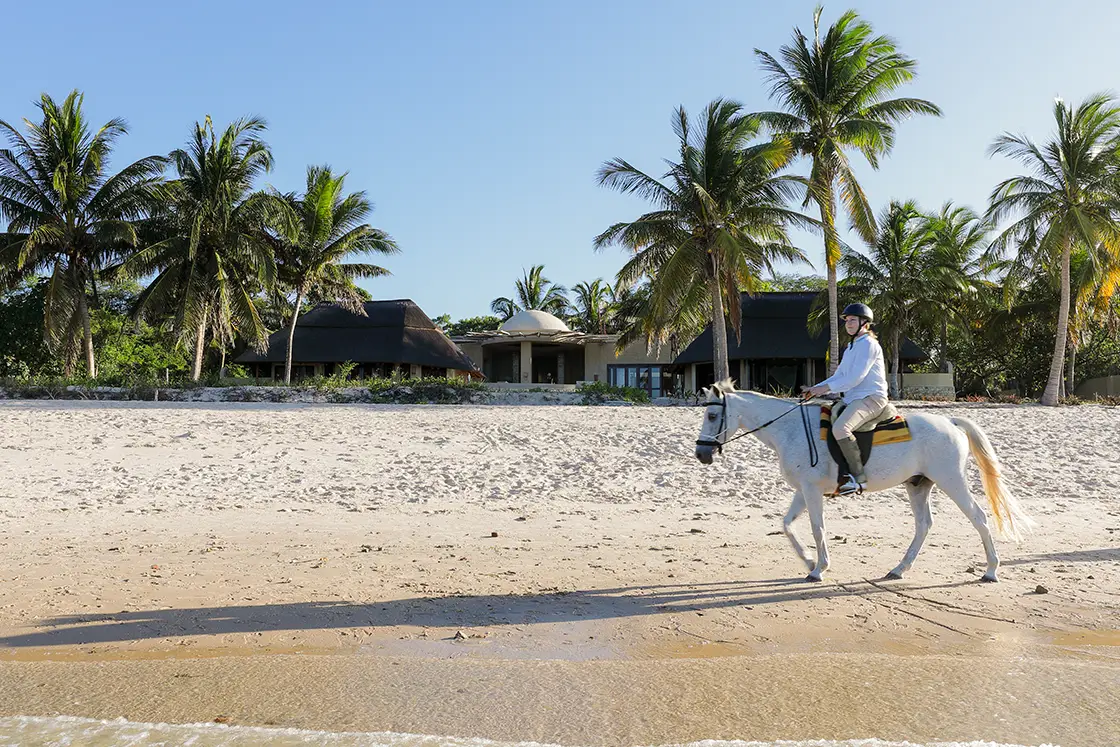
top-left (672, 292), bottom-right (926, 365)
top-left (235, 300), bottom-right (481, 374)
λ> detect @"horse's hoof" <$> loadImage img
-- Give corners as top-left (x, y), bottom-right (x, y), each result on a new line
top-left (884, 571), bottom-right (903, 580)
top-left (805, 573), bottom-right (822, 583)
top-left (980, 573), bottom-right (998, 583)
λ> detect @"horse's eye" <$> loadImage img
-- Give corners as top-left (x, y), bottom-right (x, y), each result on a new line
top-left (707, 413), bottom-right (716, 421)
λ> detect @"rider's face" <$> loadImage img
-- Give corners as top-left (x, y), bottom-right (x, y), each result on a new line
top-left (843, 316), bottom-right (863, 333)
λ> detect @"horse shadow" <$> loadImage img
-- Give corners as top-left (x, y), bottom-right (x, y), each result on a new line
top-left (0, 576), bottom-right (976, 649)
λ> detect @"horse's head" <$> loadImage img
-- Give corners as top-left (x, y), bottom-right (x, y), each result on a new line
top-left (695, 379), bottom-right (736, 464)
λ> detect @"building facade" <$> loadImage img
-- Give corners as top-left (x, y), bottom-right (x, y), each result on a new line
top-left (452, 310), bottom-right (681, 397)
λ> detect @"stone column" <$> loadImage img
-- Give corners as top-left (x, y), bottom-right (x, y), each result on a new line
top-left (557, 353), bottom-right (565, 384)
top-left (520, 341), bottom-right (532, 384)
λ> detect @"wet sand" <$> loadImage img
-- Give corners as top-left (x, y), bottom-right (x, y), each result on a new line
top-left (0, 402), bottom-right (1117, 745)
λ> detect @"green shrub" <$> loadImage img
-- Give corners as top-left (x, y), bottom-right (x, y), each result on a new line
top-left (576, 381), bottom-right (650, 404)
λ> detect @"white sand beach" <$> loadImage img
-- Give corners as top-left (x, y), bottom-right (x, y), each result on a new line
top-left (0, 401), bottom-right (1116, 746)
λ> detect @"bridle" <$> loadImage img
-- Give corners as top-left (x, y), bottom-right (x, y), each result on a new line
top-left (695, 392), bottom-right (820, 467)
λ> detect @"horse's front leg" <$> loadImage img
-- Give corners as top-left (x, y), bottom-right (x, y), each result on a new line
top-left (782, 490), bottom-right (814, 572)
top-left (804, 489), bottom-right (830, 582)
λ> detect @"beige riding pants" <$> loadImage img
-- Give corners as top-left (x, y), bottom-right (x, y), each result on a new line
top-left (833, 394), bottom-right (889, 440)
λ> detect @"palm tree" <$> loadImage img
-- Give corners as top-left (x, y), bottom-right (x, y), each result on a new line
top-left (489, 296), bottom-right (518, 322)
top-left (921, 202), bottom-right (990, 373)
top-left (753, 6), bottom-right (941, 374)
top-left (269, 166), bottom-right (398, 383)
top-left (490, 264), bottom-right (569, 319)
top-left (986, 93), bottom-right (1120, 406)
top-left (123, 116), bottom-right (278, 380)
top-left (571, 278), bottom-right (614, 333)
top-left (0, 90), bottom-right (165, 377)
top-left (595, 99), bottom-right (810, 382)
top-left (839, 200), bottom-right (928, 396)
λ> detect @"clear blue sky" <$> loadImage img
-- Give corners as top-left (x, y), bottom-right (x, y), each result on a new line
top-left (3, 1), bottom-right (1119, 320)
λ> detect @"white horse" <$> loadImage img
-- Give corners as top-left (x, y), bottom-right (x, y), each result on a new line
top-left (694, 380), bottom-right (1034, 582)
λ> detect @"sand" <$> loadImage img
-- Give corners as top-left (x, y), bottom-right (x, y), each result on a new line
top-left (0, 401), bottom-right (1116, 746)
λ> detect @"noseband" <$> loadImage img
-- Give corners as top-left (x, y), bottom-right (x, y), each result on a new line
top-left (696, 398), bottom-right (730, 453)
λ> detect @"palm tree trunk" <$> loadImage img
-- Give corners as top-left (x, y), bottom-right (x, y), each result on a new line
top-left (191, 317), bottom-right (207, 381)
top-left (709, 253), bottom-right (730, 383)
top-left (284, 290), bottom-right (305, 385)
top-left (1066, 341), bottom-right (1077, 398)
top-left (820, 198), bottom-right (840, 375)
top-left (890, 327), bottom-right (901, 399)
top-left (939, 316), bottom-right (950, 374)
top-left (1041, 239), bottom-right (1073, 406)
top-left (77, 289), bottom-right (96, 379)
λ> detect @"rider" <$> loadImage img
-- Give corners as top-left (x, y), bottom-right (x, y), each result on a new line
top-left (800, 303), bottom-right (889, 495)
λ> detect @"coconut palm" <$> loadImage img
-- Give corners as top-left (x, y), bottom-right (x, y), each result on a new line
top-left (0, 90), bottom-right (166, 376)
top-left (268, 165), bottom-right (398, 383)
top-left (489, 264), bottom-right (569, 319)
top-left (986, 93), bottom-right (1120, 406)
top-left (571, 278), bottom-right (614, 333)
top-left (753, 6), bottom-right (941, 373)
top-left (123, 116), bottom-right (278, 380)
top-left (921, 202), bottom-right (990, 373)
top-left (595, 99), bottom-right (810, 382)
top-left (839, 200), bottom-right (928, 397)
top-left (489, 296), bottom-right (518, 322)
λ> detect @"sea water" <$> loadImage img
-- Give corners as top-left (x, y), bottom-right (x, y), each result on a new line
top-left (0, 716), bottom-right (1057, 747)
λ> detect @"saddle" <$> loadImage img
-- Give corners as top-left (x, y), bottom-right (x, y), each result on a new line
top-left (819, 403), bottom-right (912, 485)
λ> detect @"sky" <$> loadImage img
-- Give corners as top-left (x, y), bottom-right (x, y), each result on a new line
top-left (3, 0), bottom-right (1120, 320)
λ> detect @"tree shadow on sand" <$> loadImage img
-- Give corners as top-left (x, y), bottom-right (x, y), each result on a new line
top-left (0, 577), bottom-right (980, 648)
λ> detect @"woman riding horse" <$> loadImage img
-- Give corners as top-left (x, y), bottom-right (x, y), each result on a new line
top-left (801, 303), bottom-right (887, 495)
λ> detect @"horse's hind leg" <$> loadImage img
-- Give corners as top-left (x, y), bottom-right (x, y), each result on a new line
top-left (782, 490), bottom-right (814, 572)
top-left (933, 471), bottom-right (1000, 582)
top-left (887, 478), bottom-right (934, 579)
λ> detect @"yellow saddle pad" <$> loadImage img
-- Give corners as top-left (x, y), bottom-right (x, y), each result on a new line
top-left (820, 405), bottom-right (912, 446)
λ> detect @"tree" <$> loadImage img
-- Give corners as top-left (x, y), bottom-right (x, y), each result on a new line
top-left (921, 202), bottom-right (990, 373)
top-left (444, 315), bottom-right (502, 336)
top-left (760, 272), bottom-right (826, 292)
top-left (753, 6), bottom-right (940, 374)
top-left (269, 165), bottom-right (398, 384)
top-left (839, 200), bottom-right (928, 396)
top-left (570, 278), bottom-right (614, 333)
top-left (595, 99), bottom-right (809, 381)
top-left (490, 265), bottom-right (569, 318)
top-left (123, 116), bottom-right (278, 380)
top-left (986, 93), bottom-right (1120, 406)
top-left (0, 90), bottom-right (165, 376)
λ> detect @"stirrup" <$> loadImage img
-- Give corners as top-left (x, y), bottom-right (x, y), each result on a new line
top-left (836, 476), bottom-right (866, 495)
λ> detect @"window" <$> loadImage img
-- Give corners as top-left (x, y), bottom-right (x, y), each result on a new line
top-left (607, 365), bottom-right (679, 398)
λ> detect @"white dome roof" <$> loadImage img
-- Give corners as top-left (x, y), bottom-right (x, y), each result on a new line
top-left (500, 309), bottom-right (570, 333)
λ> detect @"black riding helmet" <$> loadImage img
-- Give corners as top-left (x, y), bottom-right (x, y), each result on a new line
top-left (842, 303), bottom-right (874, 324)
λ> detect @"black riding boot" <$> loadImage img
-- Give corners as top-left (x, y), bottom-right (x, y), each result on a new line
top-left (837, 435), bottom-right (867, 494)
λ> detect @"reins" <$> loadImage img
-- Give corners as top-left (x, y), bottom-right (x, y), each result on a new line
top-left (696, 393), bottom-right (821, 467)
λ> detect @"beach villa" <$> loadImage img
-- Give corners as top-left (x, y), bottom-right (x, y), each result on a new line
top-left (673, 292), bottom-right (931, 394)
top-left (234, 299), bottom-right (482, 380)
top-left (451, 310), bottom-right (680, 396)
top-left (234, 292), bottom-right (950, 398)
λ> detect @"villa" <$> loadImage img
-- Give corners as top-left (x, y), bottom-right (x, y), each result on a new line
top-left (234, 299), bottom-right (482, 380)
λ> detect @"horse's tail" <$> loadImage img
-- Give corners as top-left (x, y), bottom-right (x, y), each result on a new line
top-left (950, 417), bottom-right (1036, 542)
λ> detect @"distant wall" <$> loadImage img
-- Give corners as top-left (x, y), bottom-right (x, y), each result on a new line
top-left (900, 373), bottom-right (955, 400)
top-left (1076, 375), bottom-right (1120, 398)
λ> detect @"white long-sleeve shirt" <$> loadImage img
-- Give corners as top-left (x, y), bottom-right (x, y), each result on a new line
top-left (820, 332), bottom-right (888, 403)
